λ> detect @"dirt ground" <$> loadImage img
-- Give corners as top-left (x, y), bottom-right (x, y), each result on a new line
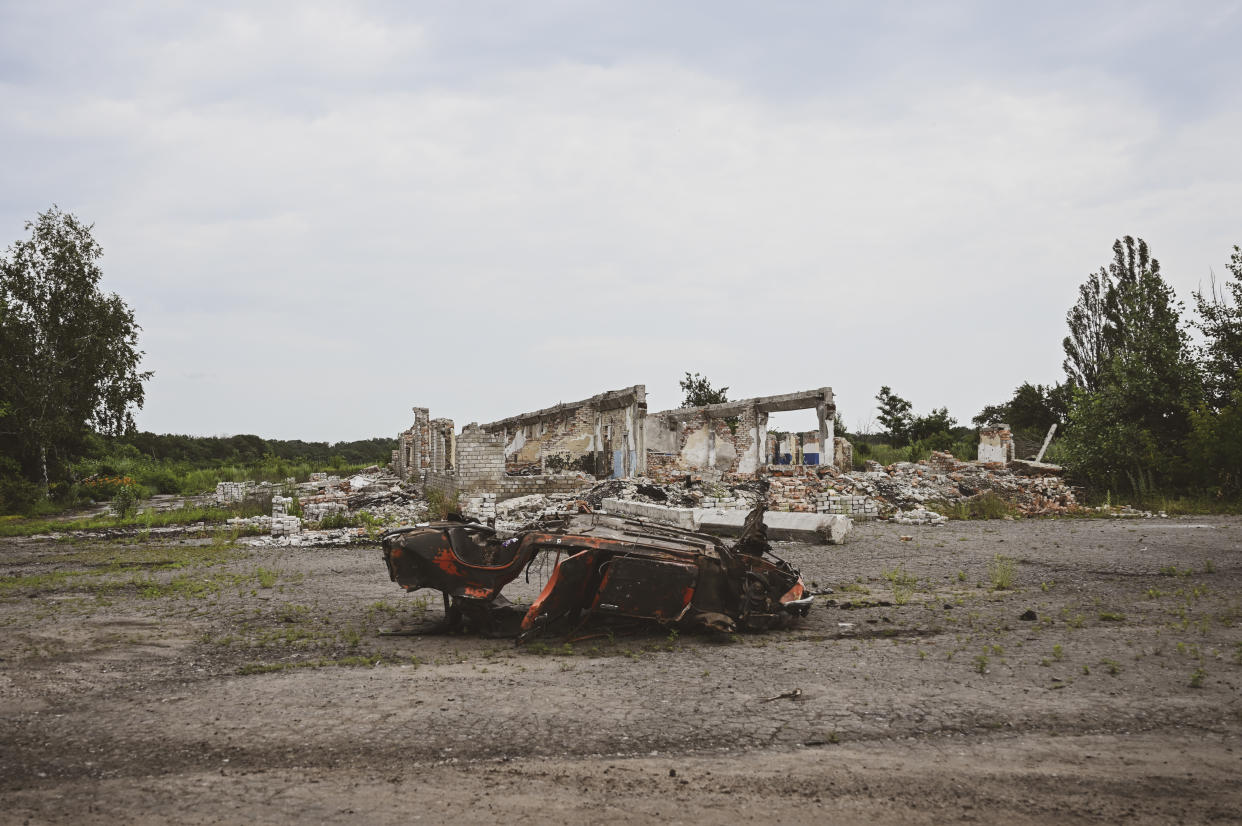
top-left (2, 515), bottom-right (1240, 824)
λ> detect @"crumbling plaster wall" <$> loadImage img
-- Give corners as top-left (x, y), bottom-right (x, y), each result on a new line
top-left (417, 386), bottom-right (647, 504)
top-left (978, 425), bottom-right (1016, 464)
top-left (483, 386), bottom-right (647, 478)
top-left (645, 388), bottom-right (834, 477)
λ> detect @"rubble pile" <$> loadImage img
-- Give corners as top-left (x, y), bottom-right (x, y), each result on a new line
top-left (231, 469), bottom-right (429, 546)
top-left (892, 507), bottom-right (950, 526)
top-left (229, 450), bottom-right (1078, 547)
top-left (461, 492), bottom-right (593, 538)
top-left (760, 452), bottom-right (1077, 519)
top-left (213, 481), bottom-right (250, 506)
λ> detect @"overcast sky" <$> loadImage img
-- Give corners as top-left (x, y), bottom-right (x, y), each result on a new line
top-left (3, 1), bottom-right (1240, 441)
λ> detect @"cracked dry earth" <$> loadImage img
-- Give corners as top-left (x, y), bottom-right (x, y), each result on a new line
top-left (2, 516), bottom-right (1240, 824)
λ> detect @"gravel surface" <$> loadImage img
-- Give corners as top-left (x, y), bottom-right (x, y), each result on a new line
top-left (2, 515), bottom-right (1240, 823)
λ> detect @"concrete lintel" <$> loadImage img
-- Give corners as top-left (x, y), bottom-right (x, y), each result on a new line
top-left (480, 385), bottom-right (647, 432)
top-left (652, 387), bottom-right (834, 421)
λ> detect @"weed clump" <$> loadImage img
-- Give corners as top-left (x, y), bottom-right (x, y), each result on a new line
top-left (988, 554), bottom-right (1016, 590)
top-left (882, 565), bottom-right (918, 605)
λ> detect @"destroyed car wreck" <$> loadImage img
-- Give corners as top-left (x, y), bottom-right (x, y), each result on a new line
top-left (380, 501), bottom-right (810, 640)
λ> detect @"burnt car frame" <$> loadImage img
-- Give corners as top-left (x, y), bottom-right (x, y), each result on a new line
top-left (380, 503), bottom-right (811, 640)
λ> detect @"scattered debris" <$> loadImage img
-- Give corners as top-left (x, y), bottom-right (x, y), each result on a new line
top-left (893, 508), bottom-right (950, 527)
top-left (760, 688), bottom-right (803, 702)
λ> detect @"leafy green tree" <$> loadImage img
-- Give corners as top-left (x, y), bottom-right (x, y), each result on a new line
top-left (1063, 268), bottom-right (1112, 392)
top-left (1060, 237), bottom-right (1201, 493)
top-left (1184, 385), bottom-right (1242, 494)
top-left (908, 407), bottom-right (956, 444)
top-left (1192, 245), bottom-right (1242, 407)
top-left (679, 372), bottom-right (729, 408)
top-left (0, 207), bottom-right (151, 498)
top-left (875, 386), bottom-right (913, 447)
top-left (973, 382), bottom-right (1071, 434)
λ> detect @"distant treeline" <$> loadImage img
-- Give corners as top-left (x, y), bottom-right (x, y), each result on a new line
top-left (103, 432), bottom-right (397, 467)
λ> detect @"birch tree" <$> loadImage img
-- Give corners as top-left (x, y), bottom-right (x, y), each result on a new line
top-left (0, 207), bottom-right (150, 498)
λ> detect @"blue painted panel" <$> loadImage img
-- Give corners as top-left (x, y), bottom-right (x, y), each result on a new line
top-left (612, 449), bottom-right (625, 479)
top-left (804, 452), bottom-right (819, 465)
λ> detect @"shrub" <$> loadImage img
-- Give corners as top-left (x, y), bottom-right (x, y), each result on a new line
top-left (111, 481), bottom-right (140, 518)
top-left (426, 488), bottom-right (460, 520)
top-left (988, 554), bottom-right (1016, 590)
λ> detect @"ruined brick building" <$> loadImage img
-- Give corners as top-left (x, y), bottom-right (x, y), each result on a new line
top-left (393, 384), bottom-right (847, 503)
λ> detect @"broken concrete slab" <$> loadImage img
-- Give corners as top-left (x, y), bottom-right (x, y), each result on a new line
top-left (601, 498), bottom-right (851, 544)
top-left (697, 509), bottom-right (851, 544)
top-left (600, 498), bottom-right (699, 530)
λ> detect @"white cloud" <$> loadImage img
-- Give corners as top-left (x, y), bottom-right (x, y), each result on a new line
top-left (1, 3), bottom-right (1239, 438)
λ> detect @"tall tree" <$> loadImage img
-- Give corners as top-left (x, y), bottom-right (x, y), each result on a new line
top-left (1193, 245), bottom-right (1242, 407)
top-left (1063, 268), bottom-right (1112, 392)
top-left (0, 207), bottom-right (151, 497)
top-left (875, 386), bottom-right (913, 447)
top-left (1060, 236), bottom-right (1201, 492)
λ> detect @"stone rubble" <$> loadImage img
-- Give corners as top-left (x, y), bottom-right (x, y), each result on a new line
top-left (229, 449), bottom-right (1081, 547)
top-left (891, 507), bottom-right (950, 527)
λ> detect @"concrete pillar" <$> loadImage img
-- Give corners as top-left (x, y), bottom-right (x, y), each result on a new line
top-left (633, 403), bottom-right (647, 476)
top-left (757, 411), bottom-right (768, 470)
top-left (816, 403), bottom-right (830, 467)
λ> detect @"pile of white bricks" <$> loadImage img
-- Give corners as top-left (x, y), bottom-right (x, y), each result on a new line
top-left (214, 481), bottom-right (251, 506)
top-left (463, 493), bottom-right (498, 522)
top-left (815, 493), bottom-right (881, 519)
top-left (271, 516), bottom-right (301, 536)
top-left (268, 495), bottom-right (301, 536)
top-left (303, 501), bottom-right (346, 522)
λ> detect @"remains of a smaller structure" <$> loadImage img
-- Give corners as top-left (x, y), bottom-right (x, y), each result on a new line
top-left (977, 424), bottom-right (1016, 463)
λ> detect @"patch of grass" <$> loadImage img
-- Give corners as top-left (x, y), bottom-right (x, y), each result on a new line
top-left (1098, 611), bottom-right (1126, 622)
top-left (931, 492), bottom-right (1019, 521)
top-left (0, 502), bottom-right (268, 538)
top-left (236, 653), bottom-right (399, 675)
top-left (1189, 668), bottom-right (1206, 688)
top-left (256, 567), bottom-right (279, 589)
top-left (973, 653), bottom-right (989, 674)
top-left (882, 565), bottom-right (918, 605)
top-left (987, 554), bottom-right (1016, 590)
top-left (1159, 565), bottom-right (1192, 578)
top-left (1052, 644), bottom-right (1064, 660)
top-left (1100, 658), bottom-right (1121, 676)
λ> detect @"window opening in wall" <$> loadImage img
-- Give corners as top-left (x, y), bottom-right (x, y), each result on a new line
top-left (765, 410), bottom-right (824, 466)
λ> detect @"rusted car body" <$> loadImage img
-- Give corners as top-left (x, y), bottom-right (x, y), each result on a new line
top-left (380, 504), bottom-right (811, 639)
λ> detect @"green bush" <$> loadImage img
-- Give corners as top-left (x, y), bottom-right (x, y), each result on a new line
top-left (111, 481), bottom-right (139, 518)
